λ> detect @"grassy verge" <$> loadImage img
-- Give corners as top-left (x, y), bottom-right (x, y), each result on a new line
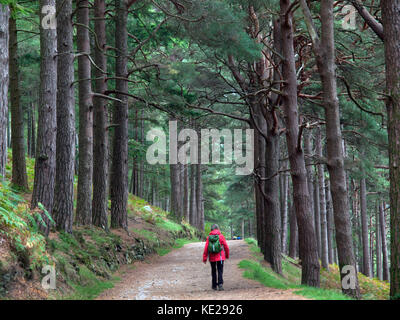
top-left (238, 258), bottom-right (350, 300)
top-left (240, 238), bottom-right (389, 300)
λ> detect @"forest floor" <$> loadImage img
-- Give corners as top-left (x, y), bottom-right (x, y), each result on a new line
top-left (96, 240), bottom-right (307, 300)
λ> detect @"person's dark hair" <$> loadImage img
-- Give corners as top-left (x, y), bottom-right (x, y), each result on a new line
top-left (211, 224), bottom-right (219, 231)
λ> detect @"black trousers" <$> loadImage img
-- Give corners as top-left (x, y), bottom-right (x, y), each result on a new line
top-left (210, 261), bottom-right (224, 288)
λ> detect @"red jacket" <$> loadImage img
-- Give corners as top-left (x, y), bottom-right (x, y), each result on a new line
top-left (203, 229), bottom-right (229, 262)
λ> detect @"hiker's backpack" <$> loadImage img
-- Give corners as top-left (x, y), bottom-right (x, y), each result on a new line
top-left (208, 234), bottom-right (222, 254)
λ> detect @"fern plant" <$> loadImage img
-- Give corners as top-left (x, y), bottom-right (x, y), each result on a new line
top-left (0, 181), bottom-right (52, 269)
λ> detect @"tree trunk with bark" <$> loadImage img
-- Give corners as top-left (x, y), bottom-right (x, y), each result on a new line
top-left (170, 162), bottom-right (182, 219)
top-left (376, 205), bottom-right (382, 280)
top-left (288, 204), bottom-right (298, 259)
top-left (183, 164), bottom-right (189, 222)
top-left (27, 105), bottom-right (32, 158)
top-left (9, 14), bottom-right (28, 189)
top-left (0, 5), bottom-right (8, 178)
top-left (280, 163), bottom-right (289, 254)
top-left (92, 0), bottom-right (109, 230)
top-left (53, 0), bottom-right (75, 233)
top-left (110, 0), bottom-right (129, 230)
top-left (326, 179), bottom-right (334, 264)
top-left (316, 128), bottom-right (329, 269)
top-left (139, 110), bottom-right (145, 198)
top-left (381, 0), bottom-right (400, 299)
top-left (314, 170), bottom-right (321, 257)
top-left (379, 201), bottom-right (390, 281)
top-left (196, 162), bottom-right (204, 230)
top-left (369, 214), bottom-right (374, 278)
top-left (280, 1), bottom-right (320, 287)
top-left (31, 0), bottom-right (57, 236)
top-left (360, 177), bottom-right (371, 277)
top-left (189, 164), bottom-right (197, 226)
top-left (263, 112), bottom-right (282, 274)
top-left (300, 0), bottom-right (360, 298)
top-left (30, 103), bottom-right (36, 158)
top-left (253, 119), bottom-right (266, 255)
top-left (304, 131), bottom-right (318, 253)
top-left (75, 0), bottom-right (93, 225)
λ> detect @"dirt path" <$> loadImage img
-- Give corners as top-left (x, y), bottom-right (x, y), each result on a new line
top-left (96, 240), bottom-right (306, 300)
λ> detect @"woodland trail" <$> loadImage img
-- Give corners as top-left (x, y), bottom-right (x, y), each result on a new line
top-left (96, 240), bottom-right (307, 300)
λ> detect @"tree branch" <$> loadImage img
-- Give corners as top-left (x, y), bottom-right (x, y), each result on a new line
top-left (348, 0), bottom-right (384, 41)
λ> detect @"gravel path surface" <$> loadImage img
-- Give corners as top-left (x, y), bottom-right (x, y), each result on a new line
top-left (96, 240), bottom-right (307, 300)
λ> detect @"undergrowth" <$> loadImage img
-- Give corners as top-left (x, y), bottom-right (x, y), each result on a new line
top-left (0, 181), bottom-right (52, 271)
top-left (1, 152), bottom-right (201, 300)
top-left (241, 238), bottom-right (389, 300)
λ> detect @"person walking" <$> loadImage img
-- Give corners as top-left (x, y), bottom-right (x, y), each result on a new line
top-left (203, 224), bottom-right (230, 291)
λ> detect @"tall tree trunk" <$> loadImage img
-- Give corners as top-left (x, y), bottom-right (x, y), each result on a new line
top-left (288, 204), bottom-right (298, 259)
top-left (196, 125), bottom-right (204, 231)
top-left (189, 164), bottom-right (197, 226)
top-left (381, 0), bottom-right (400, 299)
top-left (30, 103), bottom-right (36, 158)
top-left (300, 0), bottom-right (360, 298)
top-left (129, 158), bottom-right (135, 194)
top-left (351, 179), bottom-right (361, 272)
top-left (75, 0), bottom-right (93, 225)
top-left (379, 201), bottom-right (390, 281)
top-left (253, 120), bottom-right (265, 255)
top-left (280, 2), bottom-right (320, 287)
top-left (259, 18), bottom-right (282, 274)
top-left (326, 178), bottom-right (334, 264)
top-left (139, 109), bottom-right (144, 198)
top-left (92, 0), bottom-right (109, 230)
top-left (31, 0), bottom-right (57, 236)
top-left (179, 162), bottom-right (184, 214)
top-left (110, 0), bottom-right (128, 229)
top-left (27, 105), bottom-right (32, 158)
top-left (195, 162), bottom-right (203, 230)
top-left (9, 14), bottom-right (28, 189)
top-left (53, 0), bottom-right (75, 233)
top-left (264, 117), bottom-right (282, 273)
top-left (130, 109), bottom-right (138, 195)
top-left (304, 131), bottom-right (318, 254)
top-left (0, 4), bottom-right (8, 178)
top-left (170, 163), bottom-right (182, 219)
top-left (316, 128), bottom-right (329, 269)
top-left (183, 164), bottom-right (189, 221)
top-left (376, 204), bottom-right (383, 280)
top-left (356, 189), bottom-right (363, 273)
top-left (370, 214), bottom-right (374, 278)
top-left (360, 177), bottom-right (371, 277)
top-left (280, 164), bottom-right (289, 255)
top-left (252, 94), bottom-right (282, 274)
top-left (314, 170), bottom-right (321, 257)
top-left (321, 0), bottom-right (359, 298)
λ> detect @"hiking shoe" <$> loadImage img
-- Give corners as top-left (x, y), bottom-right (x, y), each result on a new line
top-left (212, 286), bottom-right (217, 291)
top-left (218, 284), bottom-right (224, 291)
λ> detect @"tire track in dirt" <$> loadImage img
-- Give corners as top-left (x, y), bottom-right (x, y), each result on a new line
top-left (96, 240), bottom-right (307, 300)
